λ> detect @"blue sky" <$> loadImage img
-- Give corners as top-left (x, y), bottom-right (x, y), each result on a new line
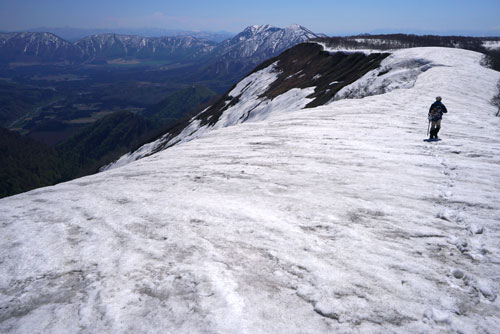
top-left (1, 0), bottom-right (499, 35)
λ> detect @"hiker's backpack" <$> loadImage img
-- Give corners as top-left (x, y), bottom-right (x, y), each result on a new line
top-left (429, 103), bottom-right (443, 121)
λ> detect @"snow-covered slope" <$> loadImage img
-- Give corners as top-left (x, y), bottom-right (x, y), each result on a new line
top-left (1, 47), bottom-right (500, 333)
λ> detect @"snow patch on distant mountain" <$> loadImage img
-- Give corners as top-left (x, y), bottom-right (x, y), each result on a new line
top-left (0, 32), bottom-right (82, 61)
top-left (75, 34), bottom-right (217, 60)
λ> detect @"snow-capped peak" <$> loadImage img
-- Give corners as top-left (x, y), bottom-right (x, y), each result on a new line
top-left (285, 24), bottom-right (318, 39)
top-left (249, 24), bottom-right (275, 33)
top-left (235, 24), bottom-right (278, 40)
top-left (234, 24), bottom-right (318, 40)
top-left (217, 24), bottom-right (319, 60)
top-left (287, 23), bottom-right (312, 33)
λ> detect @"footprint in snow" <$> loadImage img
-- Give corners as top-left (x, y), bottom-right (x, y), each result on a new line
top-left (451, 268), bottom-right (465, 279)
top-left (478, 283), bottom-right (497, 302)
top-left (467, 224), bottom-right (484, 235)
top-left (463, 276), bottom-right (497, 302)
top-left (423, 308), bottom-right (452, 325)
top-left (447, 236), bottom-right (470, 254)
top-left (436, 208), bottom-right (454, 222)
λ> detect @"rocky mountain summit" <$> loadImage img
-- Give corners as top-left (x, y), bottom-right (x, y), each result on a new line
top-left (216, 24), bottom-right (319, 59)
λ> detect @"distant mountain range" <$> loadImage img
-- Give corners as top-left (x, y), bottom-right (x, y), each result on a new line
top-left (0, 24), bottom-right (320, 66)
top-left (74, 34), bottom-right (218, 63)
top-left (17, 27), bottom-right (235, 42)
top-left (0, 31), bottom-right (215, 63)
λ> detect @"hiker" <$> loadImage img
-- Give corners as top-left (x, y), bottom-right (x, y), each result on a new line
top-left (428, 96), bottom-right (448, 140)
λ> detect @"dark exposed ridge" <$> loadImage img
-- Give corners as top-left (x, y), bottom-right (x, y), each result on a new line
top-left (256, 43), bottom-right (388, 108)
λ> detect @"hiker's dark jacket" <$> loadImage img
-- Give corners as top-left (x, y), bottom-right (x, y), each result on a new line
top-left (428, 101), bottom-right (448, 121)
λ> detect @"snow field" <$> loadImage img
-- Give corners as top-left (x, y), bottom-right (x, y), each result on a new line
top-left (1, 47), bottom-right (500, 333)
top-left (482, 41), bottom-right (500, 50)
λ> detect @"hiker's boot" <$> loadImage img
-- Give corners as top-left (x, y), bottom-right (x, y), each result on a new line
top-left (435, 126), bottom-right (440, 139)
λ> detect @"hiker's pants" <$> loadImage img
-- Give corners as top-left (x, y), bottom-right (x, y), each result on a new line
top-left (430, 119), bottom-right (441, 132)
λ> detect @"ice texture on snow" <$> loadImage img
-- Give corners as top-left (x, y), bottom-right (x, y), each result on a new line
top-left (1, 47), bottom-right (500, 333)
